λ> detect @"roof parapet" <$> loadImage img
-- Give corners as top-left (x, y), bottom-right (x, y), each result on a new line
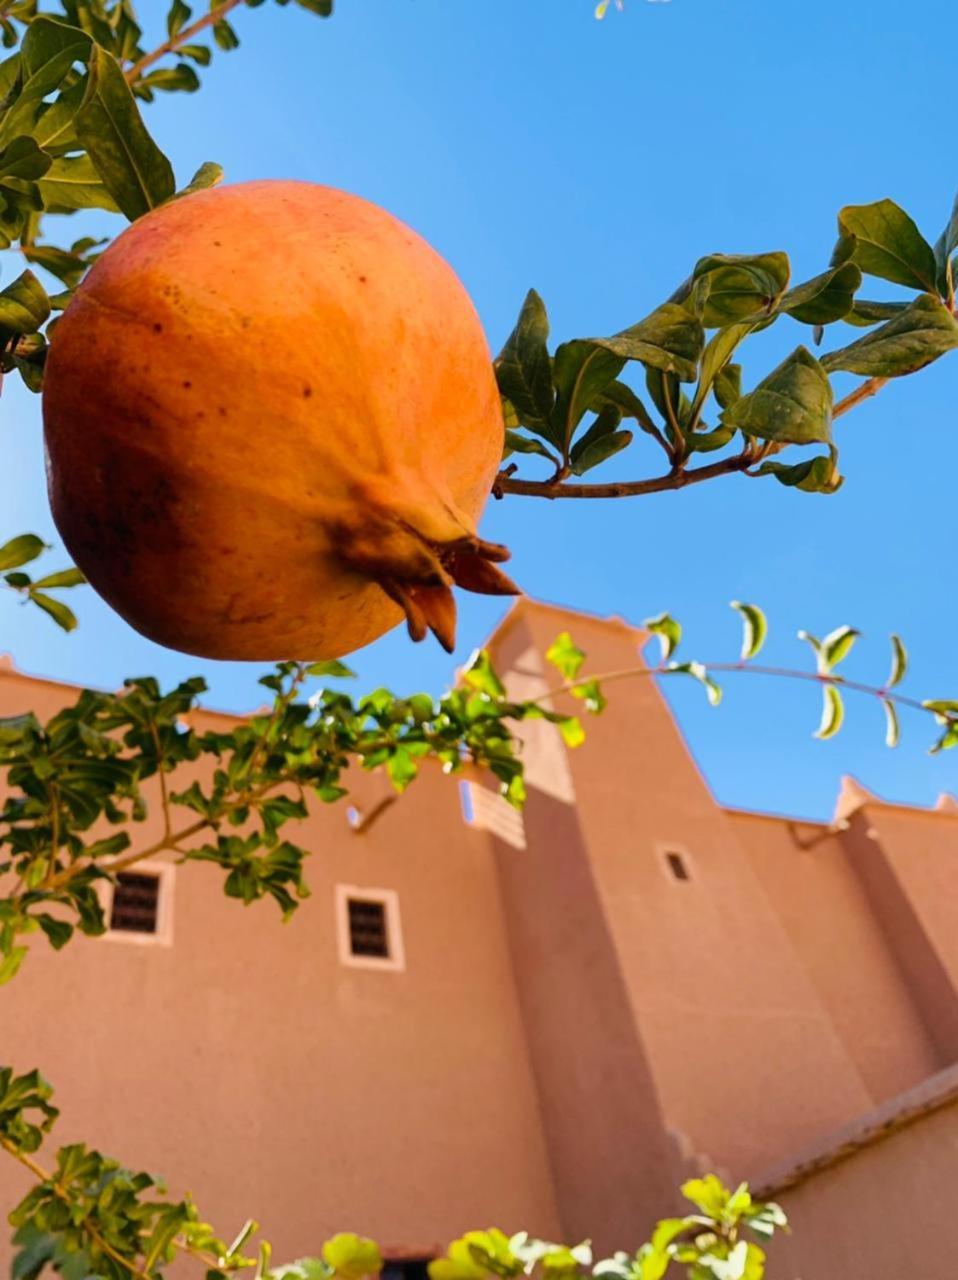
top-left (833, 774), bottom-right (878, 825)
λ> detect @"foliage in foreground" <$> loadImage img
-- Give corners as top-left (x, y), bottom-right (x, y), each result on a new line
top-left (0, 1065), bottom-right (787, 1280)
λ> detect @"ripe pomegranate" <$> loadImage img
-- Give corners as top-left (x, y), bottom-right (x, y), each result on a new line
top-left (42, 180), bottom-right (515, 659)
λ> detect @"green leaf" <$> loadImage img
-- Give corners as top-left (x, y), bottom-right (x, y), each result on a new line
top-left (37, 154), bottom-right (120, 213)
top-left (755, 451), bottom-right (842, 494)
top-left (682, 1175), bottom-right (730, 1217)
top-left (0, 533), bottom-right (46, 570)
top-left (178, 43), bottom-right (213, 66)
top-left (888, 634), bottom-right (907, 688)
top-left (730, 601), bottom-right (767, 660)
top-left (293, 0), bottom-right (334, 13)
top-left (836, 199), bottom-right (938, 291)
top-left (557, 716), bottom-right (585, 748)
top-left (494, 290), bottom-right (554, 434)
top-left (588, 302), bottom-right (704, 382)
top-left (722, 346), bottom-right (832, 446)
top-left (821, 625), bottom-right (859, 669)
top-left (930, 721), bottom-right (958, 755)
top-left (589, 379), bottom-right (661, 439)
top-left (545, 632), bottom-right (585, 681)
top-left (0, 20), bottom-right (92, 148)
top-left (463, 649), bottom-right (506, 698)
top-left (922, 700), bottom-right (958, 717)
top-left (845, 299), bottom-right (909, 328)
top-left (797, 629), bottom-right (823, 665)
top-left (386, 746), bottom-right (417, 790)
top-left (645, 612), bottom-right (681, 661)
top-left (669, 661), bottom-right (722, 706)
top-left (570, 428), bottom-right (632, 475)
top-left (821, 294), bottom-right (958, 378)
top-left (305, 659), bottom-right (355, 679)
top-left (691, 252), bottom-right (791, 327)
top-left (0, 270), bottom-right (50, 334)
top-left (815, 684), bottom-right (844, 740)
top-left (0, 946), bottom-right (27, 984)
top-left (166, 0), bottom-right (192, 38)
top-left (139, 62), bottom-right (201, 94)
top-left (569, 678), bottom-right (606, 713)
top-left (782, 261), bottom-right (862, 325)
top-left (175, 160), bottom-right (223, 198)
top-left (30, 567), bottom-right (85, 589)
top-left (882, 698), bottom-right (900, 749)
top-left (933, 189), bottom-right (958, 299)
top-left (502, 429), bottom-right (558, 464)
top-left (28, 591), bottom-right (77, 631)
top-left (75, 44), bottom-right (176, 221)
top-left (29, 79), bottom-right (86, 154)
top-left (35, 914), bottom-right (73, 950)
top-left (552, 340), bottom-right (625, 452)
top-left (212, 19), bottom-right (240, 51)
top-left (686, 423), bottom-right (734, 453)
top-left (713, 362), bottom-right (742, 409)
top-left (0, 136), bottom-right (51, 183)
top-left (321, 1235), bottom-right (382, 1280)
top-left (693, 323), bottom-right (751, 417)
top-left (22, 243), bottom-right (92, 289)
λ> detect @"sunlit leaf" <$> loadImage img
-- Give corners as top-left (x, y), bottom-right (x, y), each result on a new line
top-left (76, 45), bottom-right (176, 221)
top-left (644, 612), bottom-right (681, 661)
top-left (815, 684), bottom-right (844, 740)
top-left (730, 601), bottom-right (767, 660)
top-left (888, 634), bottom-right (907, 688)
top-left (882, 698), bottom-right (900, 748)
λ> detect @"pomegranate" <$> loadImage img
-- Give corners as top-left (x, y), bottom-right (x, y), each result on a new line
top-left (42, 180), bottom-right (516, 659)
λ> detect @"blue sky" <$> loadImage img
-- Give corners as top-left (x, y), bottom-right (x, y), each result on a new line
top-left (3, 0), bottom-right (956, 820)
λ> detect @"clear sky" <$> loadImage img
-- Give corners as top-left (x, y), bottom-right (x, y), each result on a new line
top-left (3, 0), bottom-right (956, 821)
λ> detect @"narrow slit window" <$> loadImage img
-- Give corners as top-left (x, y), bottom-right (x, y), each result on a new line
top-left (347, 897), bottom-right (390, 959)
top-left (110, 872), bottom-right (161, 933)
top-left (665, 851), bottom-right (690, 882)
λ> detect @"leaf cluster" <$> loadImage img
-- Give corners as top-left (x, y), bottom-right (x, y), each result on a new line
top-left (0, 653), bottom-right (603, 978)
top-left (0, 0), bottom-right (331, 388)
top-left (0, 1068), bottom-right (789, 1280)
top-left (499, 194), bottom-right (958, 496)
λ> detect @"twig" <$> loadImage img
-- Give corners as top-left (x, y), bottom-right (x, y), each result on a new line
top-left (495, 452), bottom-right (751, 499)
top-left (149, 722), bottom-right (173, 843)
top-left (833, 376), bottom-right (888, 419)
top-left (125, 0), bottom-right (244, 83)
top-left (541, 659), bottom-right (951, 724)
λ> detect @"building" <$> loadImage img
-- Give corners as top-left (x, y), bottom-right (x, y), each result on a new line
top-left (2, 598), bottom-right (958, 1279)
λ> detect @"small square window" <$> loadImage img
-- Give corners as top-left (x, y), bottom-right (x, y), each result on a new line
top-left (101, 865), bottom-right (174, 945)
top-left (665, 851), bottom-right (690, 882)
top-left (110, 872), bottom-right (160, 933)
top-left (336, 886), bottom-right (404, 972)
top-left (347, 898), bottom-right (389, 958)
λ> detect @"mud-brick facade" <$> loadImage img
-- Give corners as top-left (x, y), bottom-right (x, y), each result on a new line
top-left (2, 599), bottom-right (957, 1278)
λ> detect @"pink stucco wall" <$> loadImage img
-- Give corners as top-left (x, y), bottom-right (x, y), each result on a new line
top-left (2, 598), bottom-right (958, 1269)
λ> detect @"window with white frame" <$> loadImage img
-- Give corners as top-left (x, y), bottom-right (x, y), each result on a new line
top-left (335, 885), bottom-right (405, 971)
top-left (104, 865), bottom-right (174, 945)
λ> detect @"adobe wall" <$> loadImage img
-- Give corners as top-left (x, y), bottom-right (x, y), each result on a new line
top-left (839, 805), bottom-right (958, 1062)
top-left (490, 604), bottom-right (872, 1193)
top-left (757, 1069), bottom-right (958, 1280)
top-left (731, 811), bottom-right (941, 1101)
top-left (0, 667), bottom-right (562, 1266)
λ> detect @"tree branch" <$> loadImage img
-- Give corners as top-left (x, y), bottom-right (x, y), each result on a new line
top-left (833, 376), bottom-right (888, 419)
top-left (125, 0), bottom-right (245, 84)
top-left (494, 452), bottom-right (751, 499)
